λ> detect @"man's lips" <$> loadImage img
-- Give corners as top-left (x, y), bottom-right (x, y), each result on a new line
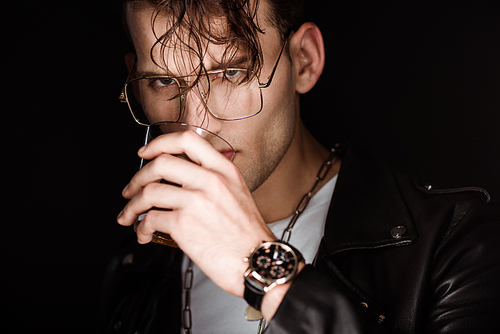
top-left (220, 150), bottom-right (236, 161)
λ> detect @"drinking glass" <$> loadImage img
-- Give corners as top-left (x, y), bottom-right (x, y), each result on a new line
top-left (133, 121), bottom-right (235, 247)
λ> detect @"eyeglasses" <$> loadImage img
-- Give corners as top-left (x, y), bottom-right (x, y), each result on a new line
top-left (119, 40), bottom-right (287, 126)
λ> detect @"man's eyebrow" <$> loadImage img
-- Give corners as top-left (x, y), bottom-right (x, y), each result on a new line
top-left (136, 70), bottom-right (175, 78)
top-left (136, 55), bottom-right (248, 78)
top-left (208, 55), bottom-right (248, 71)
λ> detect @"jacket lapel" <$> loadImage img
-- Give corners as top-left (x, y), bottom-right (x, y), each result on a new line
top-left (323, 145), bottom-right (418, 256)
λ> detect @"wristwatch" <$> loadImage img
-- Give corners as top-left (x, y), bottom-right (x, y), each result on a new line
top-left (243, 241), bottom-right (304, 312)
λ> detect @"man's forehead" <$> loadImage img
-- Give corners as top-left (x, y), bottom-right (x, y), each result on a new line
top-left (127, 4), bottom-right (247, 75)
top-left (135, 40), bottom-right (248, 77)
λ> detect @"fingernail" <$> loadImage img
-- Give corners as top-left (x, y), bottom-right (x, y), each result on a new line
top-left (122, 183), bottom-right (129, 193)
top-left (138, 145), bottom-right (147, 154)
top-left (117, 210), bottom-right (124, 220)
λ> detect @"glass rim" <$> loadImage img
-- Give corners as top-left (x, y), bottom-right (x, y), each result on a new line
top-left (146, 121), bottom-right (236, 161)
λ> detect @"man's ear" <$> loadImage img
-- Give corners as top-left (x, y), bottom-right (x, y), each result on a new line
top-left (124, 52), bottom-right (142, 104)
top-left (289, 23), bottom-right (325, 94)
top-left (124, 52), bottom-right (136, 72)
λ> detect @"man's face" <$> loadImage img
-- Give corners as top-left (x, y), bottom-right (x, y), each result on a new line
top-left (126, 4), bottom-right (298, 192)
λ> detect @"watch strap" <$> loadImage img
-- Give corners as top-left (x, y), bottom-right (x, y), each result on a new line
top-left (244, 276), bottom-right (265, 311)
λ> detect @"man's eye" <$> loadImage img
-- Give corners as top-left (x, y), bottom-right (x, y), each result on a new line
top-left (151, 78), bottom-right (177, 88)
top-left (222, 69), bottom-right (247, 85)
top-left (224, 69), bottom-right (242, 78)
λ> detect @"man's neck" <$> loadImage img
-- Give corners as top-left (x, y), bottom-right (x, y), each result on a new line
top-left (252, 120), bottom-right (341, 223)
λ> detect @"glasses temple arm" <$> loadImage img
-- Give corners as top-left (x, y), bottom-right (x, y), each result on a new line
top-left (258, 39), bottom-right (287, 89)
top-left (119, 57), bottom-right (137, 102)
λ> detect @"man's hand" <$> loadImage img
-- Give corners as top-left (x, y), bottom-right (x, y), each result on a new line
top-left (117, 130), bottom-right (277, 299)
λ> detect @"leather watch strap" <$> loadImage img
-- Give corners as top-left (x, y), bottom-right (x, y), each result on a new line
top-left (244, 276), bottom-right (265, 311)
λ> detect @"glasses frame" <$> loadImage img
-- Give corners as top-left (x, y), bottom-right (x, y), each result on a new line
top-left (119, 39), bottom-right (288, 126)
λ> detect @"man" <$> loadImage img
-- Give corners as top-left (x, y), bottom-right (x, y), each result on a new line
top-left (102, 0), bottom-right (500, 333)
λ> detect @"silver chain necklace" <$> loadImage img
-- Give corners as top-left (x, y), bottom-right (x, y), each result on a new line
top-left (182, 146), bottom-right (338, 334)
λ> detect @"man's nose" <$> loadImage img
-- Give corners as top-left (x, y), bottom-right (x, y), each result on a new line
top-left (178, 87), bottom-right (211, 127)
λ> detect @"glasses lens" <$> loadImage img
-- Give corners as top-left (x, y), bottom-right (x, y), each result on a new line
top-left (125, 72), bottom-right (263, 124)
top-left (198, 71), bottom-right (263, 120)
top-left (125, 77), bottom-right (181, 125)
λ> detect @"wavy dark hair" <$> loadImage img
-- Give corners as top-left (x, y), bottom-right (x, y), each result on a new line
top-left (123, 0), bottom-right (304, 81)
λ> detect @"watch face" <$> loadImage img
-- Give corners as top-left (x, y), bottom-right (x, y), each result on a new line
top-left (249, 242), bottom-right (299, 284)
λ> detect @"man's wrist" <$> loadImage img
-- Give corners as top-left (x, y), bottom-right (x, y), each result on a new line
top-left (243, 241), bottom-right (305, 319)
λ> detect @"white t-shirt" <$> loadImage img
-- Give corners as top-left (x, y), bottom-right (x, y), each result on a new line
top-left (180, 175), bottom-right (337, 334)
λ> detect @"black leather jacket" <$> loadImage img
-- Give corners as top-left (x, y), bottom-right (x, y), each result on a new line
top-left (100, 146), bottom-right (500, 333)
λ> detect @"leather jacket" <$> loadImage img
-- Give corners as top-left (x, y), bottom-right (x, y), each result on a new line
top-left (100, 145), bottom-right (500, 333)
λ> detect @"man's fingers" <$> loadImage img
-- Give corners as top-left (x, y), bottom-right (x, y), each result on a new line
top-left (122, 153), bottom-right (201, 198)
top-left (117, 181), bottom-right (187, 226)
top-left (134, 209), bottom-right (178, 244)
top-left (138, 131), bottom-right (233, 170)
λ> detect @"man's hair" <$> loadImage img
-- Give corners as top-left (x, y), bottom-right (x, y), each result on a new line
top-left (123, 0), bottom-right (304, 79)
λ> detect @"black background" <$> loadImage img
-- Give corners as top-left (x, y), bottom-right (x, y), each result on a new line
top-left (4, 1), bottom-right (499, 333)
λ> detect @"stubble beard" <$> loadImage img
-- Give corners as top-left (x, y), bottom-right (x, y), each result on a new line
top-left (241, 122), bottom-right (296, 194)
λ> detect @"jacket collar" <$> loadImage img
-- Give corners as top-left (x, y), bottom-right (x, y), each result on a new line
top-left (323, 144), bottom-right (418, 256)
